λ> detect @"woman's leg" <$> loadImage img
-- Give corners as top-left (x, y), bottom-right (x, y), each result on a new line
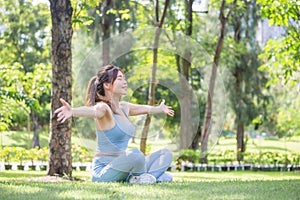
top-left (92, 148), bottom-right (146, 182)
top-left (145, 149), bottom-right (173, 179)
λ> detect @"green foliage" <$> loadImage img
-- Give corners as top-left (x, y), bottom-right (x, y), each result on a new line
top-left (72, 144), bottom-right (92, 163)
top-left (1, 146), bottom-right (16, 164)
top-left (276, 97), bottom-right (300, 137)
top-left (37, 147), bottom-right (49, 163)
top-left (72, 0), bottom-right (98, 28)
top-left (27, 146), bottom-right (39, 165)
top-left (257, 0), bottom-right (300, 85)
top-left (14, 147), bottom-right (28, 165)
top-left (0, 0), bottom-right (51, 132)
top-left (0, 0), bottom-right (50, 71)
top-left (178, 149), bottom-right (201, 163)
top-left (222, 0), bottom-right (271, 132)
top-left (0, 63), bottom-right (51, 131)
top-left (178, 148), bottom-right (300, 165)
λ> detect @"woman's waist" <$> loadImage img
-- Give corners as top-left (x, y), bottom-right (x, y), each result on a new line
top-left (94, 151), bottom-right (124, 157)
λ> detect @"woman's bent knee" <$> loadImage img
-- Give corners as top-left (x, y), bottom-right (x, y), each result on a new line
top-left (127, 148), bottom-right (145, 165)
top-left (161, 149), bottom-right (173, 159)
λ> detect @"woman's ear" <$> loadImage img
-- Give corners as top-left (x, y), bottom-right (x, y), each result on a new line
top-left (103, 83), bottom-right (111, 90)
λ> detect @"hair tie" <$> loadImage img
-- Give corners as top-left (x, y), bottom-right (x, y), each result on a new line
top-left (94, 78), bottom-right (99, 86)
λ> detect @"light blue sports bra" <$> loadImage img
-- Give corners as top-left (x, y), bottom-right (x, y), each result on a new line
top-left (95, 109), bottom-right (135, 154)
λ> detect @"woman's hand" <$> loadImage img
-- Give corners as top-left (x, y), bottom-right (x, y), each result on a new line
top-left (159, 99), bottom-right (175, 117)
top-left (54, 98), bottom-right (72, 123)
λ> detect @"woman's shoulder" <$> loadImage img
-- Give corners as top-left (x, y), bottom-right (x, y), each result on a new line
top-left (95, 102), bottom-right (112, 113)
top-left (94, 102), bottom-right (114, 121)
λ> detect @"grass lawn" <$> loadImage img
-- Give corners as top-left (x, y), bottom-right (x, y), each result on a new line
top-left (213, 136), bottom-right (300, 154)
top-left (0, 171), bottom-right (299, 200)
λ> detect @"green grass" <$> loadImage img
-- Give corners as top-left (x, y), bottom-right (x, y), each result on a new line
top-left (0, 171), bottom-right (299, 200)
top-left (212, 136), bottom-right (300, 154)
top-left (216, 136), bottom-right (300, 152)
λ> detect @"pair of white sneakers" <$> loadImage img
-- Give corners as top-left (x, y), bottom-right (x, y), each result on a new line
top-left (129, 173), bottom-right (157, 185)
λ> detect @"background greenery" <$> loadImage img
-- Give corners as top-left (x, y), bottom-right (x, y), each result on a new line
top-left (0, 0), bottom-right (299, 166)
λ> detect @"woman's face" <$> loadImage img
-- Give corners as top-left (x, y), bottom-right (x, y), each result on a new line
top-left (111, 70), bottom-right (127, 96)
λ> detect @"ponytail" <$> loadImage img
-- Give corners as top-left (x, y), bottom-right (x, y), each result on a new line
top-left (85, 76), bottom-right (97, 106)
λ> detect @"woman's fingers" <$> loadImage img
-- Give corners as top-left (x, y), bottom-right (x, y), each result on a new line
top-left (159, 99), bottom-right (175, 117)
top-left (57, 115), bottom-right (63, 122)
top-left (168, 109), bottom-right (175, 117)
top-left (54, 98), bottom-right (71, 122)
top-left (60, 116), bottom-right (67, 123)
top-left (54, 106), bottom-right (62, 114)
top-left (60, 98), bottom-right (67, 105)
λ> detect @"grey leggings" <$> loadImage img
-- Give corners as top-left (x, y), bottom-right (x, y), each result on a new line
top-left (91, 148), bottom-right (173, 182)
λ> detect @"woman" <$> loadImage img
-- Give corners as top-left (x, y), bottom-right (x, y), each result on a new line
top-left (54, 65), bottom-right (175, 184)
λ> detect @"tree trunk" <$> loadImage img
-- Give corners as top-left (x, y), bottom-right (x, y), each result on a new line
top-left (200, 0), bottom-right (236, 163)
top-left (179, 0), bottom-right (194, 150)
top-left (236, 122), bottom-right (245, 162)
top-left (48, 0), bottom-right (73, 177)
top-left (140, 27), bottom-right (161, 154)
top-left (102, 0), bottom-right (112, 65)
top-left (179, 86), bottom-right (192, 149)
top-left (140, 0), bottom-right (170, 154)
top-left (31, 109), bottom-right (40, 148)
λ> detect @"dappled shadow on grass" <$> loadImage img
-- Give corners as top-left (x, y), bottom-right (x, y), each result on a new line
top-left (1, 179), bottom-right (300, 200)
top-left (1, 171), bottom-right (300, 199)
top-left (255, 145), bottom-right (291, 151)
top-left (0, 171), bottom-right (46, 179)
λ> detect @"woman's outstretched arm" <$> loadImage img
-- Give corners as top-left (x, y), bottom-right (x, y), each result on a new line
top-left (54, 98), bottom-right (109, 123)
top-left (124, 99), bottom-right (175, 117)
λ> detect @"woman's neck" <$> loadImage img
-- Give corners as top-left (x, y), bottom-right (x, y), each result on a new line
top-left (105, 92), bottom-right (122, 113)
top-left (111, 96), bottom-right (120, 109)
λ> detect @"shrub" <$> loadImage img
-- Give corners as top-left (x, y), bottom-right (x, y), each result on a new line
top-left (178, 149), bottom-right (201, 163)
top-left (27, 147), bottom-right (39, 166)
top-left (15, 147), bottom-right (28, 165)
top-left (37, 147), bottom-right (49, 163)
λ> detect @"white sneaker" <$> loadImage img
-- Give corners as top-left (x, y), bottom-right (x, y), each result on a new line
top-left (157, 173), bottom-right (173, 182)
top-left (129, 173), bottom-right (156, 185)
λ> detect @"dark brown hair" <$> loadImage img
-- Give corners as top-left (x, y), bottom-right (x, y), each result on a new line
top-left (85, 65), bottom-right (121, 107)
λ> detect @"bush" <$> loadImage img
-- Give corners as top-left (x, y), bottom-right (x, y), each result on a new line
top-left (15, 147), bottom-right (28, 165)
top-left (27, 146), bottom-right (39, 166)
top-left (72, 144), bottom-right (92, 163)
top-left (1, 146), bottom-right (16, 164)
top-left (178, 149), bottom-right (200, 163)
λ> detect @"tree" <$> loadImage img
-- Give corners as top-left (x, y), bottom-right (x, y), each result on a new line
top-left (200, 0), bottom-right (236, 163)
top-left (0, 0), bottom-right (51, 147)
top-left (175, 0), bottom-right (194, 150)
top-left (140, 0), bottom-right (170, 154)
top-left (101, 0), bottom-right (113, 65)
top-left (257, 0), bottom-right (300, 86)
top-left (48, 0), bottom-right (73, 177)
top-left (226, 0), bottom-right (270, 162)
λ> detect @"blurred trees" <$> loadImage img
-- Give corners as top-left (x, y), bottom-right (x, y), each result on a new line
top-left (256, 0), bottom-right (300, 138)
top-left (140, 0), bottom-right (170, 154)
top-left (1, 0), bottom-right (299, 166)
top-left (225, 0), bottom-right (270, 162)
top-left (257, 0), bottom-right (300, 86)
top-left (0, 0), bottom-right (51, 147)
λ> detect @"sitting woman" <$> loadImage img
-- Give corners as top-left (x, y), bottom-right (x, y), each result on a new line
top-left (54, 65), bottom-right (174, 184)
